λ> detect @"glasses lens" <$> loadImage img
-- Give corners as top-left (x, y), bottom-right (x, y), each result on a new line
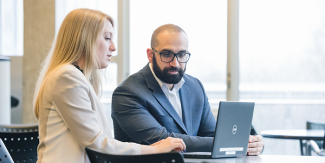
top-left (177, 52), bottom-right (190, 62)
top-left (160, 52), bottom-right (175, 62)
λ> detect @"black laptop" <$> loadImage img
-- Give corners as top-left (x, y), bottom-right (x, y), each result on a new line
top-left (183, 101), bottom-right (255, 158)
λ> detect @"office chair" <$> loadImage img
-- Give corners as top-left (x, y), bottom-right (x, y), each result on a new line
top-left (306, 121), bottom-right (325, 156)
top-left (0, 124), bottom-right (39, 163)
top-left (0, 138), bottom-right (14, 163)
top-left (85, 148), bottom-right (185, 163)
top-left (308, 132), bottom-right (325, 156)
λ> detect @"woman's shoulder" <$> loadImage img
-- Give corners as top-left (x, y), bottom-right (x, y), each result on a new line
top-left (52, 64), bottom-right (82, 77)
top-left (54, 64), bottom-right (81, 74)
top-left (49, 64), bottom-right (88, 87)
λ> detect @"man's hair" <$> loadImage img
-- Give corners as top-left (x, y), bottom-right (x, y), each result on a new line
top-left (151, 24), bottom-right (187, 49)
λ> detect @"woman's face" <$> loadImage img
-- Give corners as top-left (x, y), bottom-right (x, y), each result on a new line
top-left (97, 20), bottom-right (116, 69)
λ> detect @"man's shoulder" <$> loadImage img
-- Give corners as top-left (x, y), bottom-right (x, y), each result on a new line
top-left (113, 69), bottom-right (149, 96)
top-left (112, 69), bottom-right (152, 104)
top-left (119, 69), bottom-right (146, 87)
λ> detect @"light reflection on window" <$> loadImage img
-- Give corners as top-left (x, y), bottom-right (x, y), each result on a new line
top-left (0, 0), bottom-right (23, 56)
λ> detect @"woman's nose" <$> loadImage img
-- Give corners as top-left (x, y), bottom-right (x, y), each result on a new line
top-left (109, 41), bottom-right (116, 52)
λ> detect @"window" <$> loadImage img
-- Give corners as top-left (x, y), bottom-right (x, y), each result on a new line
top-left (130, 0), bottom-right (228, 109)
top-left (0, 0), bottom-right (23, 56)
top-left (240, 0), bottom-right (325, 155)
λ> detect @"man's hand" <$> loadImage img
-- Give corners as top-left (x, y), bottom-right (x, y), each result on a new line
top-left (247, 135), bottom-right (264, 155)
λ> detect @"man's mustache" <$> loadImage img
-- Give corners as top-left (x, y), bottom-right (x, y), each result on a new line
top-left (164, 66), bottom-right (180, 71)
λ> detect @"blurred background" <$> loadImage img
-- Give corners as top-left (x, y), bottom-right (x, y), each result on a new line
top-left (1, 0), bottom-right (324, 156)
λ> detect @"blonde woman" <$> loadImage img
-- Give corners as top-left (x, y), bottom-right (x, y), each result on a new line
top-left (33, 8), bottom-right (186, 163)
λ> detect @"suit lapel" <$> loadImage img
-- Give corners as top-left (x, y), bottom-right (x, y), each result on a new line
top-left (179, 82), bottom-right (192, 135)
top-left (142, 64), bottom-right (188, 134)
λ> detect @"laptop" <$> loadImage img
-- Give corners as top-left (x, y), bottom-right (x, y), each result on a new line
top-left (183, 101), bottom-right (255, 158)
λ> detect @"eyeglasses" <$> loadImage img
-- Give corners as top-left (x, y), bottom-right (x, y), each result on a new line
top-left (152, 48), bottom-right (191, 63)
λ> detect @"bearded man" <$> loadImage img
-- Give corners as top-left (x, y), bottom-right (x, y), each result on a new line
top-left (111, 24), bottom-right (264, 154)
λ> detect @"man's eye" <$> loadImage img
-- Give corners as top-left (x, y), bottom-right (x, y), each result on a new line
top-left (161, 53), bottom-right (173, 57)
top-left (178, 52), bottom-right (186, 58)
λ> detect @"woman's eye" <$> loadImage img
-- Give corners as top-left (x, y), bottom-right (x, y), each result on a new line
top-left (105, 38), bottom-right (111, 40)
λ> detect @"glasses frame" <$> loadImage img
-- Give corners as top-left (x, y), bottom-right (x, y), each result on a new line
top-left (152, 48), bottom-right (191, 63)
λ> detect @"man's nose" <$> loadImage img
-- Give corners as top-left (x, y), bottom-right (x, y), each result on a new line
top-left (169, 56), bottom-right (179, 67)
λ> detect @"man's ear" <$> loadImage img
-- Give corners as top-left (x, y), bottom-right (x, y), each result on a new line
top-left (147, 48), bottom-right (153, 63)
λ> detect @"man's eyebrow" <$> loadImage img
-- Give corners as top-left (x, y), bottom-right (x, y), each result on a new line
top-left (160, 49), bottom-right (173, 52)
top-left (160, 49), bottom-right (187, 53)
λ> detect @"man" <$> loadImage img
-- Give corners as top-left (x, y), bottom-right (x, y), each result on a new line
top-left (112, 24), bottom-right (264, 154)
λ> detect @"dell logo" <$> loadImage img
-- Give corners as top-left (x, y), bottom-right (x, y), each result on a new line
top-left (232, 125), bottom-right (237, 134)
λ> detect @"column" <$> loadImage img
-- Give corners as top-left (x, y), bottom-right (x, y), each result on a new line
top-left (23, 0), bottom-right (55, 123)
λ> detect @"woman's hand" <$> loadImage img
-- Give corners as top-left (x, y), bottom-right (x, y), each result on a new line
top-left (151, 137), bottom-right (186, 153)
top-left (150, 137), bottom-right (186, 153)
top-left (141, 137), bottom-right (186, 154)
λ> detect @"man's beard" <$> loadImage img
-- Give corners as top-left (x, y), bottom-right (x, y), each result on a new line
top-left (152, 54), bottom-right (186, 84)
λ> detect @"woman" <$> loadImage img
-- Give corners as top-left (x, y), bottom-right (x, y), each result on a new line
top-left (33, 8), bottom-right (185, 163)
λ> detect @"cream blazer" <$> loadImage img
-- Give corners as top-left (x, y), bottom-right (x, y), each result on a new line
top-left (37, 65), bottom-right (141, 163)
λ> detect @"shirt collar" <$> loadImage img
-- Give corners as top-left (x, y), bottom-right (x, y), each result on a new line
top-left (149, 63), bottom-right (185, 92)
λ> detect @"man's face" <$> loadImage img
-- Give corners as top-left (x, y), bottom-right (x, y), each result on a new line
top-left (151, 31), bottom-right (188, 84)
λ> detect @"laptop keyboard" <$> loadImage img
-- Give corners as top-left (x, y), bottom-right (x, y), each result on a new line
top-left (182, 152), bottom-right (212, 158)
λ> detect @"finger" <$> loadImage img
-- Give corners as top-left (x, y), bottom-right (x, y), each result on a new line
top-left (255, 135), bottom-right (263, 142)
top-left (250, 135), bottom-right (263, 142)
top-left (258, 141), bottom-right (264, 148)
top-left (249, 135), bottom-right (257, 143)
top-left (248, 142), bottom-right (256, 148)
top-left (172, 138), bottom-right (186, 149)
top-left (248, 151), bottom-right (260, 156)
top-left (166, 138), bottom-right (186, 151)
top-left (250, 135), bottom-right (257, 142)
top-left (248, 147), bottom-right (263, 153)
top-left (257, 147), bottom-right (263, 153)
top-left (174, 139), bottom-right (186, 151)
top-left (181, 139), bottom-right (186, 151)
top-left (179, 139), bottom-right (186, 151)
top-left (248, 141), bottom-right (264, 148)
top-left (173, 143), bottom-right (185, 152)
top-left (248, 146), bottom-right (259, 153)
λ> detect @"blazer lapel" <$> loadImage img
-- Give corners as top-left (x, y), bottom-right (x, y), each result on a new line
top-left (142, 64), bottom-right (188, 134)
top-left (179, 82), bottom-right (192, 135)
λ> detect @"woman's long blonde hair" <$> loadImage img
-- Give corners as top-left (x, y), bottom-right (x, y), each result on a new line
top-left (33, 8), bottom-right (114, 119)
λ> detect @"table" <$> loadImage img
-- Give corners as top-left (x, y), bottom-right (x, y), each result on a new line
top-left (261, 130), bottom-right (324, 155)
top-left (185, 155), bottom-right (325, 163)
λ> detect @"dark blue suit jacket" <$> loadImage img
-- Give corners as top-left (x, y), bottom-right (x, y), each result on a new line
top-left (112, 64), bottom-right (216, 152)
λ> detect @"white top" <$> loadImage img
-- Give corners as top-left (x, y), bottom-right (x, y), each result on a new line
top-left (37, 64), bottom-right (141, 163)
top-left (149, 63), bottom-right (185, 120)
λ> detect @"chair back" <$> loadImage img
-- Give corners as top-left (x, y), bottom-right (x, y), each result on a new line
top-left (85, 148), bottom-right (185, 163)
top-left (0, 124), bottom-right (38, 163)
top-left (323, 132), bottom-right (325, 149)
top-left (0, 138), bottom-right (14, 163)
top-left (307, 121), bottom-right (325, 130)
top-left (307, 121), bottom-right (325, 150)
